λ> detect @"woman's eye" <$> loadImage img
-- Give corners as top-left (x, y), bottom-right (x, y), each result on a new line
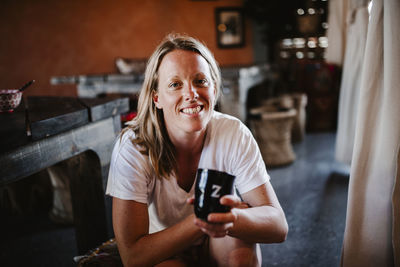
top-left (196, 79), bottom-right (208, 86)
top-left (169, 82), bottom-right (180, 88)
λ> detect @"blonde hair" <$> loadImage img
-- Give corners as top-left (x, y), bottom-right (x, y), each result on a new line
top-left (124, 33), bottom-right (221, 179)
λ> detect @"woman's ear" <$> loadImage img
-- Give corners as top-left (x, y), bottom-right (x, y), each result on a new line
top-left (152, 91), bottom-right (162, 109)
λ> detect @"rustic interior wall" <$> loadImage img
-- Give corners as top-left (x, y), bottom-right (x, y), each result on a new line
top-left (0, 0), bottom-right (253, 96)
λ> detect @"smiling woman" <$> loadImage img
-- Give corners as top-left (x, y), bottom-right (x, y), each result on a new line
top-left (106, 33), bottom-right (288, 266)
top-left (153, 49), bottom-right (216, 141)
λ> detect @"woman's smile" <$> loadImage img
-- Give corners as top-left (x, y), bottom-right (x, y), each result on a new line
top-left (180, 105), bottom-right (203, 115)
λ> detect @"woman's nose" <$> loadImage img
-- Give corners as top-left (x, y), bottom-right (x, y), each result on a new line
top-left (183, 83), bottom-right (199, 101)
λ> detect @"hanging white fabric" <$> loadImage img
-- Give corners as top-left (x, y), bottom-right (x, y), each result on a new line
top-left (325, 0), bottom-right (349, 66)
top-left (335, 0), bottom-right (369, 164)
top-left (341, 0), bottom-right (400, 266)
top-left (393, 149), bottom-right (400, 267)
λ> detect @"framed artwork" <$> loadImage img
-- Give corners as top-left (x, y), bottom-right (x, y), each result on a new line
top-left (215, 7), bottom-right (245, 48)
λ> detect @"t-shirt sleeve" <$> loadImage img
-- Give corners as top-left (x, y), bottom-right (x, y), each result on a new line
top-left (231, 122), bottom-right (270, 195)
top-left (105, 131), bottom-right (150, 203)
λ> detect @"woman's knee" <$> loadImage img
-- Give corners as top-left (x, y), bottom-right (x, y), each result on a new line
top-left (228, 247), bottom-right (260, 267)
top-left (209, 236), bottom-right (261, 267)
top-left (154, 258), bottom-right (187, 267)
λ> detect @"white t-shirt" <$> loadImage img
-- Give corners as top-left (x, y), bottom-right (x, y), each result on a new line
top-left (106, 111), bottom-right (269, 233)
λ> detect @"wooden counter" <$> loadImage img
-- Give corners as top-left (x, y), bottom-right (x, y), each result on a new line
top-left (0, 96), bottom-right (129, 254)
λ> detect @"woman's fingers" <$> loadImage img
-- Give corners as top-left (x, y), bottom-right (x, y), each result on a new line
top-left (190, 194), bottom-right (250, 238)
top-left (194, 218), bottom-right (233, 238)
top-left (189, 195), bottom-right (249, 209)
top-left (220, 195), bottom-right (250, 209)
top-left (193, 209), bottom-right (238, 238)
top-left (186, 197), bottom-right (195, 205)
top-left (207, 211), bottom-right (237, 223)
top-left (219, 195), bottom-right (240, 206)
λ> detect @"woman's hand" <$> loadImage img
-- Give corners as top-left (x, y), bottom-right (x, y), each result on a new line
top-left (188, 195), bottom-right (250, 238)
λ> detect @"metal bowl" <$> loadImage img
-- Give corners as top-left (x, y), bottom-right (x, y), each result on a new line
top-left (0, 89), bottom-right (22, 112)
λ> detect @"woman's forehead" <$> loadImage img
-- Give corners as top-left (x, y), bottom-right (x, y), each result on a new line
top-left (158, 50), bottom-right (211, 75)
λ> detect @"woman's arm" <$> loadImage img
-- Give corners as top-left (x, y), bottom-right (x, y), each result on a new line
top-left (112, 198), bottom-right (204, 266)
top-left (194, 180), bottom-right (288, 243)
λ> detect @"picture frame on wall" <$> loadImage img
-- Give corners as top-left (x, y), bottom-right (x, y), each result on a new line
top-left (215, 7), bottom-right (245, 48)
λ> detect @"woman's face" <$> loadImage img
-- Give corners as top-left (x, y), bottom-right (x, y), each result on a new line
top-left (153, 49), bottom-right (216, 138)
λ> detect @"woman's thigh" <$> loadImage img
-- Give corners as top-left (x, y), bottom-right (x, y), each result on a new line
top-left (209, 236), bottom-right (261, 267)
top-left (154, 258), bottom-right (187, 267)
top-left (156, 241), bottom-right (212, 267)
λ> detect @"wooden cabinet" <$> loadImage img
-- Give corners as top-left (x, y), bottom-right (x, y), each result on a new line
top-left (291, 61), bottom-right (341, 132)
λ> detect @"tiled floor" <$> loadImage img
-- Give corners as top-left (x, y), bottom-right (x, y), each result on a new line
top-left (261, 132), bottom-right (350, 267)
top-left (1, 132), bottom-right (349, 267)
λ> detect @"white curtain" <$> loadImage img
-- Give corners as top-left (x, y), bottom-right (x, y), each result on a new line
top-left (325, 0), bottom-right (349, 66)
top-left (341, 0), bottom-right (400, 266)
top-left (335, 0), bottom-right (369, 164)
top-left (394, 150), bottom-right (400, 266)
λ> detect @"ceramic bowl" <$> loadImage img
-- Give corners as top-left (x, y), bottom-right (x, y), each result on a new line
top-left (0, 89), bottom-right (22, 112)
